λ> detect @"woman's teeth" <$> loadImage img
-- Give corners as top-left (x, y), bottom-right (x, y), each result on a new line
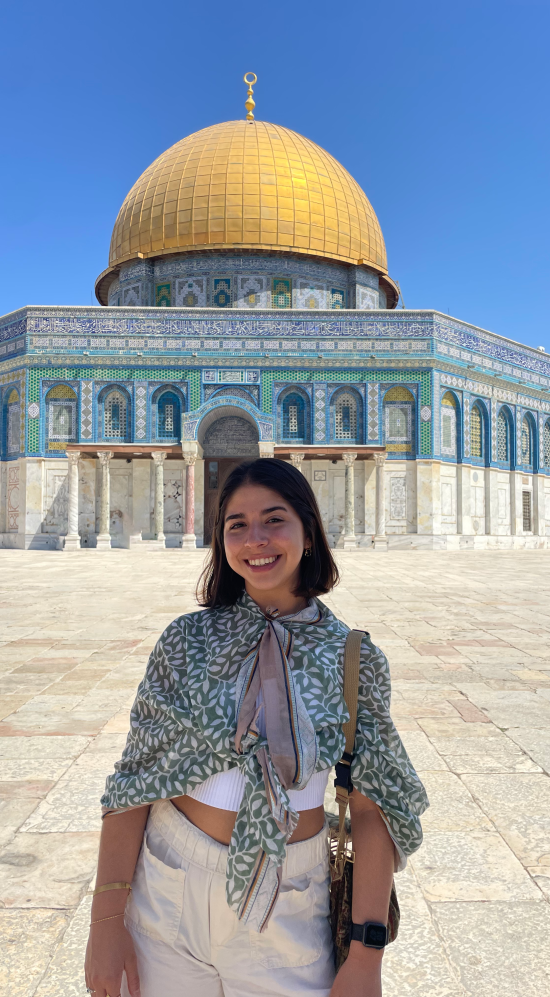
top-left (248, 556), bottom-right (277, 566)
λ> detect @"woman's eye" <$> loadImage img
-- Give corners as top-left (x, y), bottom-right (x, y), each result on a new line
top-left (227, 521), bottom-right (245, 530)
top-left (266, 516), bottom-right (283, 524)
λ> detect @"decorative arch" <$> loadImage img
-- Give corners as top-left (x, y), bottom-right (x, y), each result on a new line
top-left (521, 412), bottom-right (536, 469)
top-left (45, 384), bottom-right (77, 450)
top-left (440, 391), bottom-right (459, 457)
top-left (279, 387), bottom-right (311, 443)
top-left (383, 385), bottom-right (415, 454)
top-left (543, 418), bottom-right (550, 468)
top-left (5, 387), bottom-right (20, 456)
top-left (99, 385), bottom-right (131, 442)
top-left (497, 405), bottom-right (514, 465)
top-left (330, 386), bottom-right (362, 443)
top-left (470, 399), bottom-right (489, 462)
top-left (152, 385), bottom-right (185, 441)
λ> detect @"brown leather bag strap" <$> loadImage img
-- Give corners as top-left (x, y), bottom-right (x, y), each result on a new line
top-left (341, 629), bottom-right (363, 757)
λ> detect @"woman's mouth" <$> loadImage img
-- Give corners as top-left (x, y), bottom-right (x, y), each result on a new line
top-left (245, 555), bottom-right (281, 571)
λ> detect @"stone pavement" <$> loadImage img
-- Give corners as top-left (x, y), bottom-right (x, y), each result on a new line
top-left (0, 550), bottom-right (549, 997)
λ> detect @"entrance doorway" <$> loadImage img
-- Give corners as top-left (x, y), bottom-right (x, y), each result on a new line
top-left (203, 458), bottom-right (243, 546)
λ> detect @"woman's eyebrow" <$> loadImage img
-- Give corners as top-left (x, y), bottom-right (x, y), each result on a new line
top-left (225, 505), bottom-right (287, 522)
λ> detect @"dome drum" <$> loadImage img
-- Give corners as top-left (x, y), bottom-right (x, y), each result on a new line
top-left (100, 252), bottom-right (391, 309)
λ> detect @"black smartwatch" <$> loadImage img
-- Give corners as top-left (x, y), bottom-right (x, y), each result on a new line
top-left (350, 921), bottom-right (388, 949)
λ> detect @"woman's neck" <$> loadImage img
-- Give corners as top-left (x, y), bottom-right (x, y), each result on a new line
top-left (245, 585), bottom-right (308, 617)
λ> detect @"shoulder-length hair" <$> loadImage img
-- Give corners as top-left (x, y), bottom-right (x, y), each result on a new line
top-left (198, 458), bottom-right (339, 607)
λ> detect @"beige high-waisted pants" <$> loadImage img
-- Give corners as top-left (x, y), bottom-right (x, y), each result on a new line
top-left (121, 800), bottom-right (335, 997)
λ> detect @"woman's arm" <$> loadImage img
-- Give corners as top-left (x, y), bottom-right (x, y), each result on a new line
top-left (85, 806), bottom-right (150, 997)
top-left (329, 790), bottom-right (395, 997)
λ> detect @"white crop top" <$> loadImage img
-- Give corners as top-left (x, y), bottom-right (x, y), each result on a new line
top-left (189, 688), bottom-right (330, 811)
top-left (188, 766), bottom-right (330, 812)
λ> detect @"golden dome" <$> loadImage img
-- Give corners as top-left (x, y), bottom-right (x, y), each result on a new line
top-left (106, 119), bottom-right (389, 274)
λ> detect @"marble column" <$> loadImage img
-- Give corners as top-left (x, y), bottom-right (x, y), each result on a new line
top-left (373, 453), bottom-right (388, 551)
top-left (64, 451), bottom-right (81, 550)
top-left (182, 455), bottom-right (196, 550)
top-left (342, 452), bottom-right (358, 550)
top-left (96, 451), bottom-right (113, 550)
top-left (152, 452), bottom-right (167, 545)
top-left (289, 452), bottom-right (306, 473)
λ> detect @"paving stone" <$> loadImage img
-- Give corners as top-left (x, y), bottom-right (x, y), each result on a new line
top-left (411, 829), bottom-right (541, 902)
top-left (461, 773), bottom-right (550, 868)
top-left (506, 727), bottom-right (550, 773)
top-left (0, 799), bottom-right (41, 849)
top-left (430, 734), bottom-right (542, 773)
top-left (0, 831), bottom-right (99, 908)
top-left (0, 908), bottom-right (70, 996)
top-left (33, 896), bottom-right (92, 997)
top-left (417, 771), bottom-right (493, 831)
top-left (431, 901), bottom-right (550, 997)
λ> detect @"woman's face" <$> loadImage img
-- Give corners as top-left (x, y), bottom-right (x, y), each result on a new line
top-left (223, 483), bottom-right (309, 606)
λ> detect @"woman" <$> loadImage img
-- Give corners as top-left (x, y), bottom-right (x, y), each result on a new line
top-left (85, 458), bottom-right (428, 997)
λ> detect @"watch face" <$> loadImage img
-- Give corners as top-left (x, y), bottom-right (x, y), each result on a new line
top-left (365, 924), bottom-right (387, 947)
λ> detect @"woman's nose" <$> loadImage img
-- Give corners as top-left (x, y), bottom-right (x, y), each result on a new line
top-left (244, 522), bottom-right (268, 545)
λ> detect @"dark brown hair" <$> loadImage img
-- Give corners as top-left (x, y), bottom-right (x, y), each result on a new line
top-left (198, 458), bottom-right (339, 607)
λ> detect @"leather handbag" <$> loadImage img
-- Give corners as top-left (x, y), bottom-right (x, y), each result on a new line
top-left (328, 629), bottom-right (400, 970)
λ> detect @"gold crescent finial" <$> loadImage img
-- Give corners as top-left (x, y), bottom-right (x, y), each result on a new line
top-left (244, 72), bottom-right (257, 121)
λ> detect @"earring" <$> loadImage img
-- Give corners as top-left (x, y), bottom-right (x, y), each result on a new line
top-left (303, 546), bottom-right (312, 557)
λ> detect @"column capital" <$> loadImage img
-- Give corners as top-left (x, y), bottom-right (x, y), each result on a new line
top-left (183, 454), bottom-right (197, 466)
top-left (342, 451), bottom-right (358, 466)
top-left (289, 452), bottom-right (305, 468)
top-left (97, 450), bottom-right (114, 465)
top-left (258, 442), bottom-right (275, 458)
top-left (152, 451), bottom-right (168, 465)
top-left (67, 450), bottom-right (81, 467)
top-left (373, 452), bottom-right (387, 467)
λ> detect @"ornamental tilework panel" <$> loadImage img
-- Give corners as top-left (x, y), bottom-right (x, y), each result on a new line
top-left (135, 381), bottom-right (147, 440)
top-left (155, 284), bottom-right (172, 308)
top-left (7, 464), bottom-right (19, 531)
top-left (314, 385), bottom-right (327, 442)
top-left (272, 278), bottom-right (292, 309)
top-left (491, 399), bottom-right (497, 461)
top-left (517, 410), bottom-right (523, 466)
top-left (176, 279), bottom-right (207, 308)
top-left (539, 413), bottom-right (545, 468)
top-left (295, 282), bottom-right (327, 310)
top-left (212, 278), bottom-right (232, 308)
top-left (122, 284), bottom-right (141, 307)
top-left (237, 277), bottom-right (269, 308)
top-left (80, 381), bottom-right (93, 440)
top-left (367, 383), bottom-right (379, 440)
top-left (463, 396), bottom-right (471, 458)
top-left (356, 287), bottom-right (379, 310)
top-left (330, 289), bottom-right (346, 309)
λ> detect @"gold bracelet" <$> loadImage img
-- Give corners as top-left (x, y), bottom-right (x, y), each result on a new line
top-left (89, 882), bottom-right (132, 897)
top-left (90, 912), bottom-right (126, 925)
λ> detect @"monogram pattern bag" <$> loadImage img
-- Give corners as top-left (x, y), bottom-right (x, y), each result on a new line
top-left (328, 629), bottom-right (400, 970)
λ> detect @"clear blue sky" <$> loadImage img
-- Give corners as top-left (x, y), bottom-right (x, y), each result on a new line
top-left (1, 0), bottom-right (548, 347)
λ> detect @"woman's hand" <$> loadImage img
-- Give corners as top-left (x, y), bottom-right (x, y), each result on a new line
top-left (85, 918), bottom-right (140, 997)
top-left (329, 945), bottom-right (383, 997)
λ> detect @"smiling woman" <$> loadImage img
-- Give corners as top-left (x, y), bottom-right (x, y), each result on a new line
top-left (89, 458), bottom-right (428, 997)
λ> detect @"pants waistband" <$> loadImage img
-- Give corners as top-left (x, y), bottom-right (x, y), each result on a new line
top-left (149, 800), bottom-right (328, 878)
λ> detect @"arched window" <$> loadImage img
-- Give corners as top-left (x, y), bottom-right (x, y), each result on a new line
top-left (441, 392), bottom-right (457, 456)
top-left (6, 388), bottom-right (20, 455)
top-left (497, 408), bottom-right (511, 462)
top-left (157, 391), bottom-right (181, 440)
top-left (46, 384), bottom-right (77, 450)
top-left (544, 419), bottom-right (550, 467)
top-left (103, 389), bottom-right (129, 440)
top-left (383, 386), bottom-right (414, 453)
top-left (470, 403), bottom-right (484, 459)
top-left (282, 392), bottom-right (307, 440)
top-left (334, 392), bottom-right (358, 440)
top-left (521, 415), bottom-right (533, 466)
